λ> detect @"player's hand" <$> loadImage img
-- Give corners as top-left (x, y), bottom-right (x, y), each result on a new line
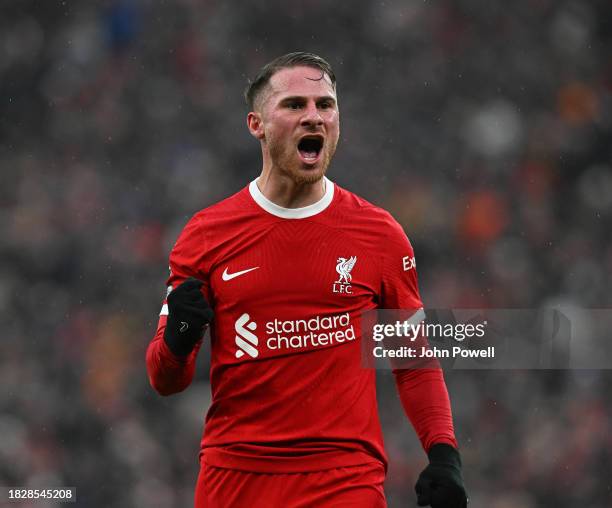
top-left (415, 443), bottom-right (468, 508)
top-left (163, 277), bottom-right (214, 356)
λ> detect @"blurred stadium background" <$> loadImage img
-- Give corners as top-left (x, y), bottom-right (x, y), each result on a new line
top-left (1, 0), bottom-right (611, 506)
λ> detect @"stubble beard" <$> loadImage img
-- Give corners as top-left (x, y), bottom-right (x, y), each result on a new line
top-left (268, 138), bottom-right (337, 186)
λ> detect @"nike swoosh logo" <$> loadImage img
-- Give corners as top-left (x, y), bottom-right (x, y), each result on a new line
top-left (222, 266), bottom-right (260, 281)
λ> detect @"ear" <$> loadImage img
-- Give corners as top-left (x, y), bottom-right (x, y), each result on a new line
top-left (247, 112), bottom-right (265, 140)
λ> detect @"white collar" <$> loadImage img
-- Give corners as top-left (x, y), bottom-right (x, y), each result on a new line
top-left (248, 176), bottom-right (334, 219)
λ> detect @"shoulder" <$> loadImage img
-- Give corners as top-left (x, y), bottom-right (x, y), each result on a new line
top-left (190, 185), bottom-right (251, 224)
top-left (172, 185), bottom-right (251, 248)
top-left (333, 183), bottom-right (407, 237)
top-left (176, 185), bottom-right (256, 241)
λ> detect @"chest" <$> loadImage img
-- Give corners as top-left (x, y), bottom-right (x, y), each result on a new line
top-left (207, 221), bottom-right (381, 313)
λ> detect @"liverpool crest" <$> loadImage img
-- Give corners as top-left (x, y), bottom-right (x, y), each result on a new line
top-left (333, 256), bottom-right (357, 294)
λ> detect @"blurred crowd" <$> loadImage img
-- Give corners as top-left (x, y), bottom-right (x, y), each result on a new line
top-left (1, 0), bottom-right (611, 506)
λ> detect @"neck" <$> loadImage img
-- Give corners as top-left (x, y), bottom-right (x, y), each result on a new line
top-left (257, 166), bottom-right (326, 208)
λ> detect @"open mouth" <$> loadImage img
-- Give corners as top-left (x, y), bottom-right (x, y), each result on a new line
top-left (297, 135), bottom-right (324, 164)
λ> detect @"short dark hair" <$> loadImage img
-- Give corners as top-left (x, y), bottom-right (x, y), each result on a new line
top-left (244, 52), bottom-right (336, 110)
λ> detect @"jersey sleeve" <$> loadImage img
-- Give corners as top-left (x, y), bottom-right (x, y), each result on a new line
top-left (380, 216), bottom-right (423, 311)
top-left (380, 215), bottom-right (458, 452)
top-left (146, 213), bottom-right (208, 396)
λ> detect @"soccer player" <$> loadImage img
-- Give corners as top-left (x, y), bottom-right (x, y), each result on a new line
top-left (146, 52), bottom-right (468, 507)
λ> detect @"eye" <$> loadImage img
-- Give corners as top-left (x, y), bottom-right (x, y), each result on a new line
top-left (287, 101), bottom-right (302, 110)
top-left (318, 99), bottom-right (336, 111)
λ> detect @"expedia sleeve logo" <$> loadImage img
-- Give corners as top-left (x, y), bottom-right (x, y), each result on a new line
top-left (402, 256), bottom-right (416, 271)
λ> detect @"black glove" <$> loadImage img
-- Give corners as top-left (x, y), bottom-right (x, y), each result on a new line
top-left (163, 278), bottom-right (214, 356)
top-left (415, 443), bottom-right (468, 508)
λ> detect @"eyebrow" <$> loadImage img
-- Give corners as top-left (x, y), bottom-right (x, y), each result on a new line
top-left (278, 95), bottom-right (337, 105)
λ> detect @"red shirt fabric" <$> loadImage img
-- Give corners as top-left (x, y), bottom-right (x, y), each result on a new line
top-left (146, 178), bottom-right (457, 473)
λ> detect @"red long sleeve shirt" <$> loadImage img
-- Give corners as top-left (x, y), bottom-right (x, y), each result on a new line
top-left (147, 178), bottom-right (457, 472)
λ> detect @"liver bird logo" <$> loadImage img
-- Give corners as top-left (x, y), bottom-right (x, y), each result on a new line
top-left (336, 256), bottom-right (357, 284)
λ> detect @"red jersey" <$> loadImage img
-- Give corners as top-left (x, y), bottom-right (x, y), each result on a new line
top-left (147, 178), bottom-right (457, 473)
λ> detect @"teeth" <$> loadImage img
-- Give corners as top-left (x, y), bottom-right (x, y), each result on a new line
top-left (298, 147), bottom-right (319, 162)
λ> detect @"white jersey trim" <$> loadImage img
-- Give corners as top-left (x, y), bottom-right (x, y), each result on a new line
top-left (248, 177), bottom-right (334, 219)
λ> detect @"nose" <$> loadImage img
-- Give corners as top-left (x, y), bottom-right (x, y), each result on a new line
top-left (300, 101), bottom-right (323, 128)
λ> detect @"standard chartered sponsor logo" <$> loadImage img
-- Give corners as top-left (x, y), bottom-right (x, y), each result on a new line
top-left (235, 313), bottom-right (259, 358)
top-left (233, 312), bottom-right (356, 359)
top-left (266, 312), bottom-right (356, 351)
